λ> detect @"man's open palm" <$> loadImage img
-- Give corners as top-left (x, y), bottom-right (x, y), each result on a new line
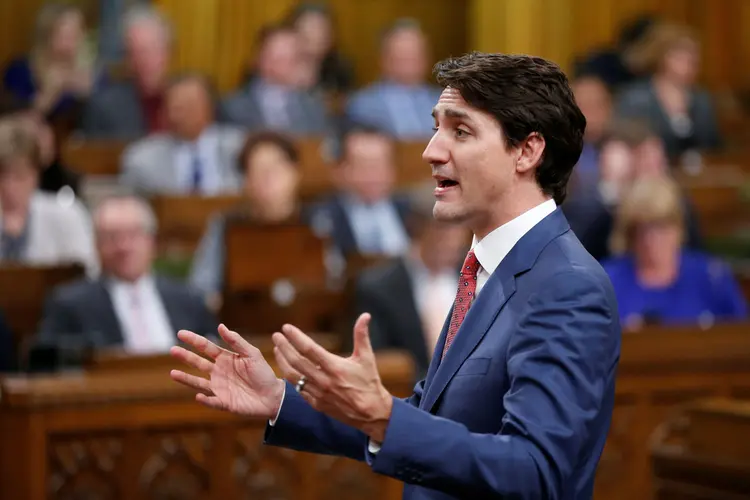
top-left (170, 324), bottom-right (284, 419)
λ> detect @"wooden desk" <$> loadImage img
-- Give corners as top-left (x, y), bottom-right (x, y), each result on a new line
top-left (150, 195), bottom-right (242, 254)
top-left (594, 323), bottom-right (750, 500)
top-left (61, 139), bottom-right (126, 177)
top-left (0, 351), bottom-right (414, 500)
top-left (676, 166), bottom-right (749, 237)
top-left (651, 399), bottom-right (750, 499)
top-left (0, 264), bottom-right (85, 357)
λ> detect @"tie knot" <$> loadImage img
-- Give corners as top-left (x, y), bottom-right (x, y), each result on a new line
top-left (461, 250), bottom-right (481, 278)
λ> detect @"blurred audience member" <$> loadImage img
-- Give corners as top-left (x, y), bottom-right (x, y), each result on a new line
top-left (310, 125), bottom-right (410, 257)
top-left (221, 25), bottom-right (329, 135)
top-left (564, 118), bottom-right (702, 261)
top-left (571, 74), bottom-right (613, 191)
top-left (0, 309), bottom-right (15, 372)
top-left (2, 101), bottom-right (80, 195)
top-left (81, 5), bottom-right (171, 139)
top-left (354, 186), bottom-right (469, 380)
top-left (2, 3), bottom-right (98, 121)
top-left (37, 195), bottom-right (216, 353)
top-left (573, 14), bottom-right (657, 90)
top-left (286, 3), bottom-right (353, 95)
top-left (0, 116), bottom-right (96, 273)
top-left (190, 131), bottom-right (304, 300)
top-left (616, 24), bottom-right (722, 162)
top-left (603, 176), bottom-right (747, 329)
top-left (345, 19), bottom-right (440, 139)
top-left (120, 73), bottom-right (245, 196)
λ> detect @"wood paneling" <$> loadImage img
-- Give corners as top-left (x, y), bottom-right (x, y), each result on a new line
top-left (1, 1), bottom-right (747, 94)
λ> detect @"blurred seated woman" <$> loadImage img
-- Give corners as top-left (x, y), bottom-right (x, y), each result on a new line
top-left (0, 116), bottom-right (96, 274)
top-left (189, 131), bottom-right (304, 301)
top-left (603, 175), bottom-right (747, 330)
top-left (615, 23), bottom-right (722, 162)
top-left (2, 3), bottom-right (99, 122)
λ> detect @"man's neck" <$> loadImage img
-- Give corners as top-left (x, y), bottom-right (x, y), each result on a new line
top-left (472, 191), bottom-right (551, 241)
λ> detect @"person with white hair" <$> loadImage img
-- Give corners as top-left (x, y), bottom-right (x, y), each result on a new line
top-left (80, 5), bottom-right (173, 139)
top-left (35, 194), bottom-right (216, 355)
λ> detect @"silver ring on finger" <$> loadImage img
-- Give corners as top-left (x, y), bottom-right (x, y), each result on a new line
top-left (295, 375), bottom-right (307, 393)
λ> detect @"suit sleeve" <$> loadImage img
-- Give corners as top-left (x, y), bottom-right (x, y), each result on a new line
top-left (368, 271), bottom-right (619, 499)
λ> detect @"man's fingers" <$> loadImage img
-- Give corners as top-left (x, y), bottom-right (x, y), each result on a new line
top-left (196, 393), bottom-right (227, 411)
top-left (170, 346), bottom-right (214, 373)
top-left (272, 332), bottom-right (327, 386)
top-left (217, 324), bottom-right (257, 357)
top-left (177, 329), bottom-right (224, 359)
top-left (170, 369), bottom-right (212, 395)
top-left (280, 323), bottom-right (338, 368)
top-left (273, 346), bottom-right (302, 383)
top-left (352, 313), bottom-right (374, 359)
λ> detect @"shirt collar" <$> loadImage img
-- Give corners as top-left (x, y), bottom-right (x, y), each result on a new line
top-left (472, 199), bottom-right (557, 276)
top-left (107, 273), bottom-right (154, 291)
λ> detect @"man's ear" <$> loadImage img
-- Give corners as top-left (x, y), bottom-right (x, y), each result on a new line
top-left (515, 133), bottom-right (545, 174)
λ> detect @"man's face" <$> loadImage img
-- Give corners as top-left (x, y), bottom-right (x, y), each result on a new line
top-left (95, 200), bottom-right (154, 282)
top-left (165, 80), bottom-right (213, 140)
top-left (381, 29), bottom-right (428, 86)
top-left (0, 157), bottom-right (38, 211)
top-left (258, 32), bottom-right (302, 87)
top-left (424, 88), bottom-right (517, 237)
top-left (126, 22), bottom-right (169, 94)
top-left (340, 133), bottom-right (396, 204)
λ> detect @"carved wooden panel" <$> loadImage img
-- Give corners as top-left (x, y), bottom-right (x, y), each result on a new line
top-left (48, 434), bottom-right (122, 500)
top-left (139, 431), bottom-right (212, 500)
top-left (234, 428), bottom-right (300, 500)
top-left (315, 455), bottom-right (383, 500)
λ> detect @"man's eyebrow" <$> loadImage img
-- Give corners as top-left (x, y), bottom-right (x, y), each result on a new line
top-left (432, 107), bottom-right (472, 121)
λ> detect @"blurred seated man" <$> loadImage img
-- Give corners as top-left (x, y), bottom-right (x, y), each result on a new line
top-left (0, 309), bottom-right (15, 372)
top-left (0, 116), bottom-right (96, 273)
top-left (603, 175), bottom-right (747, 330)
top-left (189, 131), bottom-right (305, 301)
top-left (564, 118), bottom-right (702, 261)
top-left (220, 25), bottom-right (329, 136)
top-left (345, 19), bottom-right (440, 139)
top-left (36, 195), bottom-right (216, 353)
top-left (120, 73), bottom-right (245, 196)
top-left (354, 186), bottom-right (469, 380)
top-left (570, 74), bottom-right (612, 192)
top-left (309, 125), bottom-right (411, 257)
top-left (81, 6), bottom-right (171, 139)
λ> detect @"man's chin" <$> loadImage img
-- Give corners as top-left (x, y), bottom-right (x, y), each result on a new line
top-left (432, 201), bottom-right (466, 223)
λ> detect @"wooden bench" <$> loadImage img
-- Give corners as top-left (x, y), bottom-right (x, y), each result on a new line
top-left (593, 322), bottom-right (750, 500)
top-left (0, 264), bottom-right (85, 361)
top-left (0, 351), bottom-right (414, 500)
top-left (61, 138), bottom-right (126, 177)
top-left (651, 399), bottom-right (750, 499)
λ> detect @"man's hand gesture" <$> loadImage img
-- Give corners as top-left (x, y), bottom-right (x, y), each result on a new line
top-left (170, 324), bottom-right (285, 420)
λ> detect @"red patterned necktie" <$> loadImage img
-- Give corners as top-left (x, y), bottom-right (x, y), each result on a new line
top-left (442, 250), bottom-right (481, 359)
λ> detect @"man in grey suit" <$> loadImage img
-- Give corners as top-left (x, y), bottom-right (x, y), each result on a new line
top-left (36, 195), bottom-right (216, 353)
top-left (220, 25), bottom-right (330, 136)
top-left (80, 6), bottom-right (172, 139)
top-left (120, 73), bottom-right (245, 196)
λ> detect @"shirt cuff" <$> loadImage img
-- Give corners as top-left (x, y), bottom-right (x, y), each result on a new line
top-left (268, 383), bottom-right (286, 426)
top-left (368, 439), bottom-right (382, 454)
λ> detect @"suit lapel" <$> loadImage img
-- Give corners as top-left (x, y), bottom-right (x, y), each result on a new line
top-left (93, 279), bottom-right (125, 346)
top-left (420, 208), bottom-right (572, 413)
top-left (391, 260), bottom-right (431, 368)
top-left (421, 271), bottom-right (516, 412)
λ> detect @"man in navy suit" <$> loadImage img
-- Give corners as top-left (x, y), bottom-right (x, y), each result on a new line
top-left (171, 52), bottom-right (621, 499)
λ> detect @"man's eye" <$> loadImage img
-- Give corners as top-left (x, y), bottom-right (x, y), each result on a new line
top-left (456, 129), bottom-right (469, 138)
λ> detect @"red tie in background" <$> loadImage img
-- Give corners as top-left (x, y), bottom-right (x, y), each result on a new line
top-left (442, 250), bottom-right (481, 359)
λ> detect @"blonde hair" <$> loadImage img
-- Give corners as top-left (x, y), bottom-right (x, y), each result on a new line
top-left (30, 3), bottom-right (91, 84)
top-left (0, 117), bottom-right (40, 173)
top-left (625, 23), bottom-right (698, 75)
top-left (609, 175), bottom-right (685, 255)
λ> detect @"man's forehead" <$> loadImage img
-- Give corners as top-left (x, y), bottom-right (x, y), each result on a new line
top-left (436, 87), bottom-right (466, 106)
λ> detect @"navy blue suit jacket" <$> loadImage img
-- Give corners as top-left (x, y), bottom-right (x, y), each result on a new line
top-left (265, 208), bottom-right (621, 499)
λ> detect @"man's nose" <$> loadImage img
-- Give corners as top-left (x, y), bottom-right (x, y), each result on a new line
top-left (422, 134), bottom-right (449, 167)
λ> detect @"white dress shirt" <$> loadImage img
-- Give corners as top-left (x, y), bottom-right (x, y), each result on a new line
top-left (344, 197), bottom-right (410, 256)
top-left (409, 261), bottom-right (460, 355)
top-left (271, 199), bottom-right (559, 449)
top-left (108, 275), bottom-right (176, 354)
top-left (174, 126), bottom-right (222, 194)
